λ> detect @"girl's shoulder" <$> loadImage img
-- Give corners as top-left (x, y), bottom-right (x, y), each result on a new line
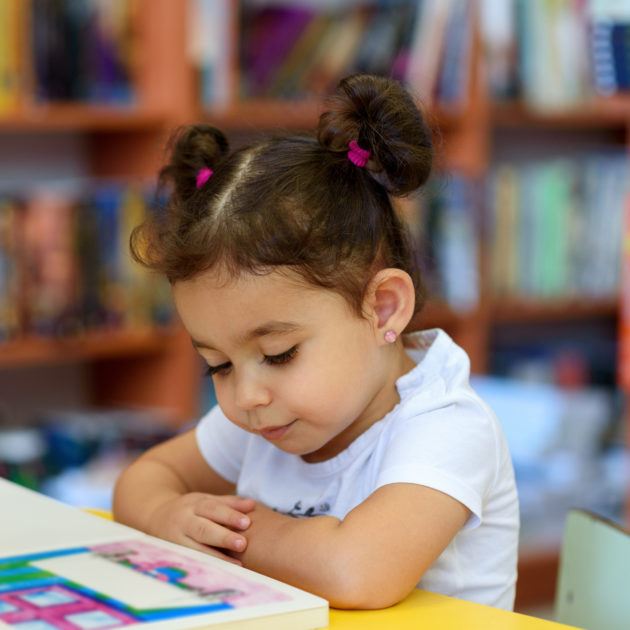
top-left (393, 329), bottom-right (504, 443)
top-left (398, 328), bottom-right (472, 400)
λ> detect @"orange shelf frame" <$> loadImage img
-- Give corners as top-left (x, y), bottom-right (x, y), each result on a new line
top-left (489, 296), bottom-right (619, 324)
top-left (0, 104), bottom-right (168, 132)
top-left (0, 328), bottom-right (178, 368)
top-left (491, 95), bottom-right (630, 128)
top-left (202, 99), bottom-right (468, 132)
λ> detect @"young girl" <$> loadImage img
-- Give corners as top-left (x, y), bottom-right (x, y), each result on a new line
top-left (113, 74), bottom-right (519, 611)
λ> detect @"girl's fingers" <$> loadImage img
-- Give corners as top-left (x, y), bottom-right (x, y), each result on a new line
top-left (186, 516), bottom-right (248, 552)
top-left (230, 496), bottom-right (257, 512)
top-left (194, 499), bottom-right (252, 530)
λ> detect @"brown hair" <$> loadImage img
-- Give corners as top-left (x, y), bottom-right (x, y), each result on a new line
top-left (131, 74), bottom-right (433, 322)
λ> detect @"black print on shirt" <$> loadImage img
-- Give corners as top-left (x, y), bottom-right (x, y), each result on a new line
top-left (276, 500), bottom-right (331, 518)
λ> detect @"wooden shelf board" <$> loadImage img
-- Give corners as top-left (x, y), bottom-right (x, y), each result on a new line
top-left (489, 297), bottom-right (619, 323)
top-left (203, 99), bottom-right (466, 132)
top-left (0, 328), bottom-right (177, 367)
top-left (204, 100), bottom-right (324, 130)
top-left (412, 300), bottom-right (478, 330)
top-left (0, 104), bottom-right (168, 132)
top-left (491, 96), bottom-right (630, 128)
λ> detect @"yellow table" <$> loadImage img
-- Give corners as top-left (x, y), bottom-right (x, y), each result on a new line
top-left (329, 589), bottom-right (577, 629)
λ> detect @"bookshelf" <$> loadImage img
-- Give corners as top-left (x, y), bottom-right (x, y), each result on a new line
top-left (1, 0), bottom-right (628, 611)
top-left (0, 0), bottom-right (201, 425)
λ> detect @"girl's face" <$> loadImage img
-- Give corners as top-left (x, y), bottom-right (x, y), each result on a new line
top-left (173, 268), bottom-right (402, 462)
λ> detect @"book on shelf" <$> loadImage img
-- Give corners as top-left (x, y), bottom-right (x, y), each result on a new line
top-left (486, 154), bottom-right (628, 301)
top-left (588, 0), bottom-right (630, 96)
top-left (0, 183), bottom-right (173, 343)
top-left (479, 0), bottom-right (519, 100)
top-left (436, 0), bottom-right (474, 107)
top-left (406, 0), bottom-right (453, 104)
top-left (239, 4), bottom-right (314, 99)
top-left (0, 478), bottom-right (328, 630)
top-left (0, 198), bottom-right (20, 340)
top-left (618, 192), bottom-right (630, 391)
top-left (297, 9), bottom-right (368, 97)
top-left (30, 0), bottom-right (136, 104)
top-left (265, 13), bottom-right (332, 100)
top-left (488, 166), bottom-right (519, 297)
top-left (190, 0), bottom-right (233, 108)
top-left (0, 0), bottom-right (23, 115)
top-left (20, 192), bottom-right (78, 337)
top-left (349, 4), bottom-right (415, 80)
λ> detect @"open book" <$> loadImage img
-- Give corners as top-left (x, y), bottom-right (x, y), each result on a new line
top-left (0, 479), bottom-right (328, 630)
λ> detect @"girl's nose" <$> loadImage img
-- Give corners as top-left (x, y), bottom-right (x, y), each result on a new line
top-left (234, 368), bottom-right (271, 410)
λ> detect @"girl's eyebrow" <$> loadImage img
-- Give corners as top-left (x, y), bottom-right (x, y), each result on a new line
top-left (191, 321), bottom-right (301, 351)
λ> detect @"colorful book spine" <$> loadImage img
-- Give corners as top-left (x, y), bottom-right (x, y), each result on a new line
top-left (0, 0), bottom-right (22, 114)
top-left (30, 0), bottom-right (135, 104)
top-left (0, 198), bottom-right (21, 340)
top-left (617, 192), bottom-right (630, 390)
top-left (240, 5), bottom-right (314, 99)
top-left (191, 0), bottom-right (233, 107)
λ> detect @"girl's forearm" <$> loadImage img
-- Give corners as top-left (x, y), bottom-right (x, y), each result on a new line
top-left (236, 507), bottom-right (382, 609)
top-left (112, 457), bottom-right (188, 532)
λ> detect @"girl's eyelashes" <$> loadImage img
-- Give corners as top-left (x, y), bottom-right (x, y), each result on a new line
top-left (204, 362), bottom-right (232, 377)
top-left (204, 345), bottom-right (298, 377)
top-left (264, 345), bottom-right (298, 366)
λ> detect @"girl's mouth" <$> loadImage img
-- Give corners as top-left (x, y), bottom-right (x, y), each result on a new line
top-left (259, 420), bottom-right (296, 441)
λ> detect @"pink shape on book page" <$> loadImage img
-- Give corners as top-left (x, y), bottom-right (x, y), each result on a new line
top-left (93, 540), bottom-right (291, 607)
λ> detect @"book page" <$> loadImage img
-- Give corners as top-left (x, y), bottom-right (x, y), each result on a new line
top-left (0, 538), bottom-right (326, 629)
top-left (0, 479), bottom-right (141, 555)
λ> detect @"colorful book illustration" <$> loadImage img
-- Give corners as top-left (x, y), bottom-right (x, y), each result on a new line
top-left (0, 479), bottom-right (328, 630)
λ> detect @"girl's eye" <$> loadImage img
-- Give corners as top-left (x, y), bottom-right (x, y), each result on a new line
top-left (205, 362), bottom-right (232, 377)
top-left (204, 346), bottom-right (298, 376)
top-left (264, 345), bottom-right (298, 366)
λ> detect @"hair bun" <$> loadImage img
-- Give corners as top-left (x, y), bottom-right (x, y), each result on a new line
top-left (161, 124), bottom-right (230, 202)
top-left (317, 74), bottom-right (433, 195)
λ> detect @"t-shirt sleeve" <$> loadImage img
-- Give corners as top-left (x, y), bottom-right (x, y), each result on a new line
top-left (375, 401), bottom-right (500, 530)
top-left (195, 406), bottom-right (249, 484)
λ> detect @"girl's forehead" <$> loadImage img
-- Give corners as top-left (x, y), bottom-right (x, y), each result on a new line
top-left (173, 269), bottom-right (341, 324)
top-left (181, 266), bottom-right (317, 297)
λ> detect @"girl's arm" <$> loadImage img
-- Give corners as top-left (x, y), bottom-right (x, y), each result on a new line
top-left (237, 483), bottom-right (470, 609)
top-left (113, 429), bottom-right (255, 562)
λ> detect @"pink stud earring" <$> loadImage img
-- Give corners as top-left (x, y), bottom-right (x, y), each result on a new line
top-left (384, 330), bottom-right (398, 344)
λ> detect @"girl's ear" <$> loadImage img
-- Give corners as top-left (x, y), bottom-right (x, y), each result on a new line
top-left (364, 268), bottom-right (416, 342)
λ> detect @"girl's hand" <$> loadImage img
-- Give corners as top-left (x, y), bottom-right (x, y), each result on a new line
top-left (147, 492), bottom-right (257, 564)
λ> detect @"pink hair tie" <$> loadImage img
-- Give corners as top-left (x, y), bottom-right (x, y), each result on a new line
top-left (196, 167), bottom-right (213, 188)
top-left (347, 140), bottom-right (371, 167)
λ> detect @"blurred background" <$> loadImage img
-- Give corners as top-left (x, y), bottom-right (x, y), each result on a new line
top-left (0, 0), bottom-right (629, 616)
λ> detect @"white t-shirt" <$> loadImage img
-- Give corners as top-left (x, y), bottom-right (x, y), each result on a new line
top-left (196, 328), bottom-right (519, 610)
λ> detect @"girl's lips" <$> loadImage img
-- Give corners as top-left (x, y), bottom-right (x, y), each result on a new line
top-left (260, 420), bottom-right (296, 441)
